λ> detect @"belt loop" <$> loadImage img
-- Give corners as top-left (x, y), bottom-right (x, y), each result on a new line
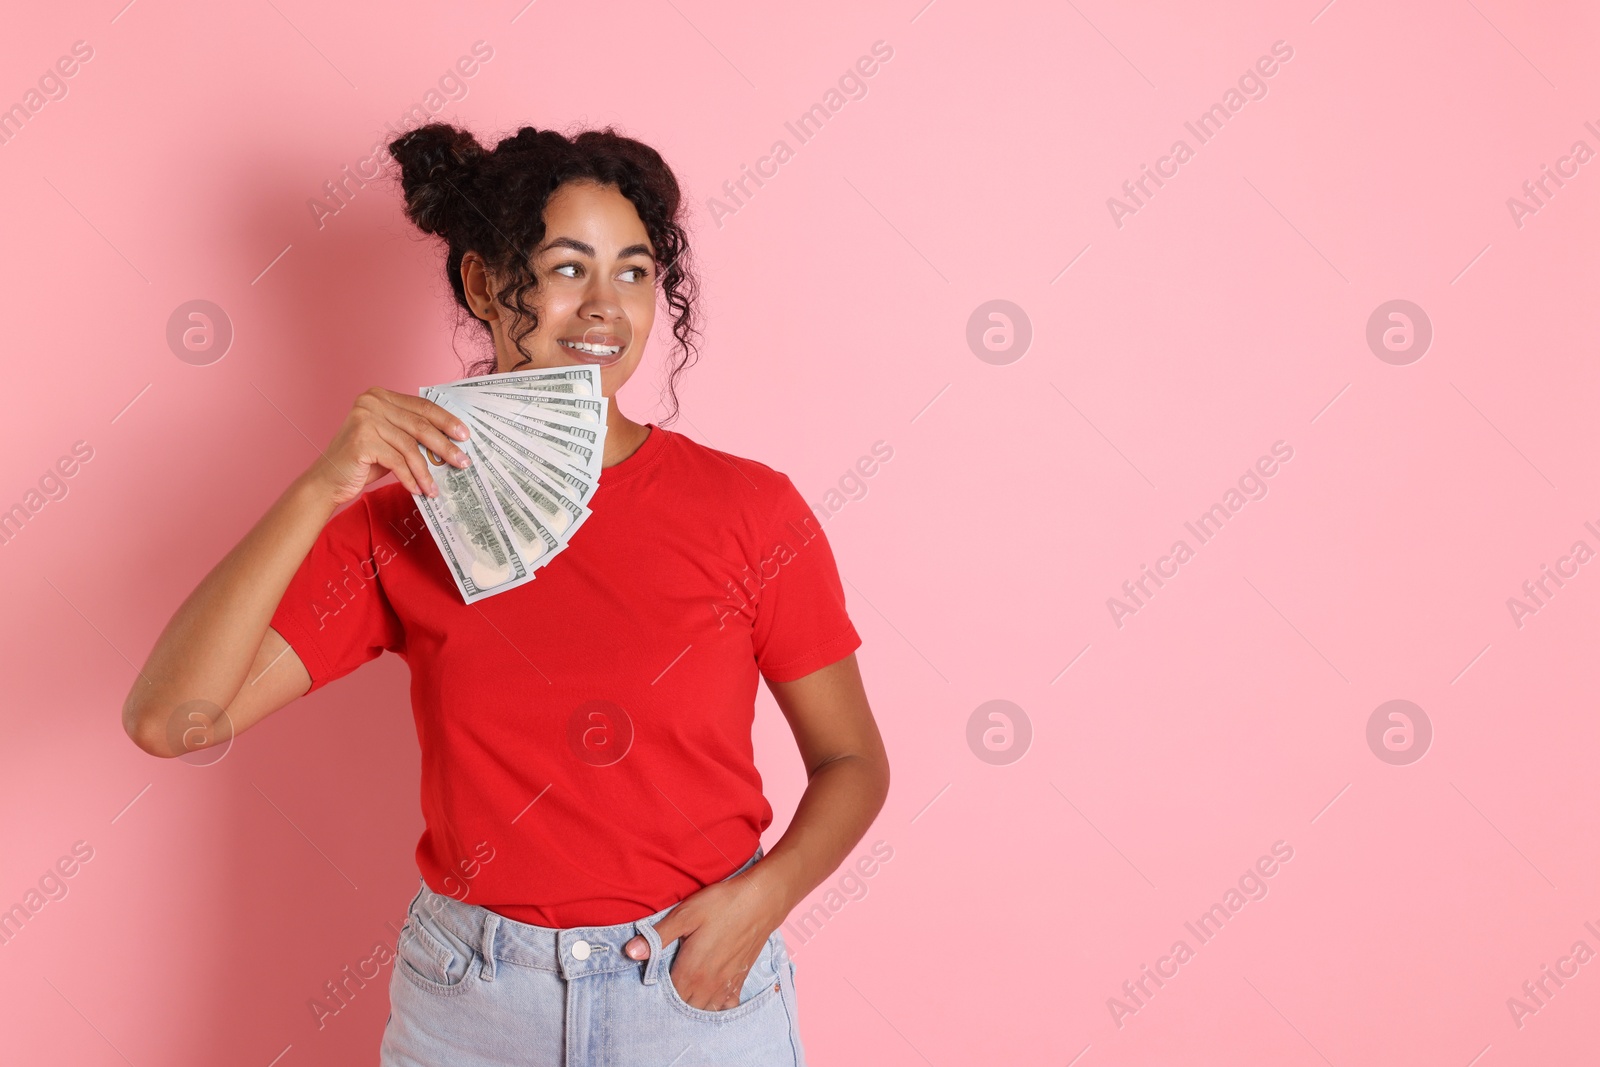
top-left (479, 912), bottom-right (500, 982)
top-left (635, 914), bottom-right (666, 985)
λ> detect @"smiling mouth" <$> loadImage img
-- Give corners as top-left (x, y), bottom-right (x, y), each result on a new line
top-left (558, 338), bottom-right (624, 362)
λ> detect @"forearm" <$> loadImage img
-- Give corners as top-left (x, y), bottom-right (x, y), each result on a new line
top-left (752, 752), bottom-right (890, 920)
top-left (124, 470), bottom-right (337, 738)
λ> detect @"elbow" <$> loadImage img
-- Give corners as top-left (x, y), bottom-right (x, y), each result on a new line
top-left (121, 691), bottom-right (179, 759)
top-left (123, 689), bottom-right (235, 760)
top-left (864, 731), bottom-right (891, 803)
top-left (873, 750), bottom-right (891, 812)
top-left (816, 748), bottom-right (890, 814)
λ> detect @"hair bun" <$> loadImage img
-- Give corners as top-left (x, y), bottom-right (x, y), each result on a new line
top-left (500, 125), bottom-right (569, 161)
top-left (388, 123), bottom-right (486, 238)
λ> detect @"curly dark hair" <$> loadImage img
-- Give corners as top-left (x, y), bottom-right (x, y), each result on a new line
top-left (386, 121), bottom-right (702, 425)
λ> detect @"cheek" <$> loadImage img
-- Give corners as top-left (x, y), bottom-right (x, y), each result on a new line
top-left (533, 292), bottom-right (584, 334)
top-left (617, 341), bottom-right (648, 376)
top-left (628, 291), bottom-right (657, 333)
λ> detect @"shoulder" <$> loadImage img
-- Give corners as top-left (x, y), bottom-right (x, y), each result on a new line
top-left (661, 429), bottom-right (807, 522)
top-left (347, 480), bottom-right (424, 531)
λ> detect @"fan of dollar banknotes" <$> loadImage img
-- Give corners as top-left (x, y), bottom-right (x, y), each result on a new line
top-left (413, 363), bottom-right (609, 604)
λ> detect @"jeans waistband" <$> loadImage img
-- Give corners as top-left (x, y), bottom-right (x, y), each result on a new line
top-left (407, 847), bottom-right (764, 982)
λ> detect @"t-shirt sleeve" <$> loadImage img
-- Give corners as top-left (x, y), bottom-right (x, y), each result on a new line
top-left (751, 475), bottom-right (862, 683)
top-left (268, 491), bottom-right (406, 694)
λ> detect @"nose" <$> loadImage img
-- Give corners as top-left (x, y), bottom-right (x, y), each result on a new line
top-left (579, 272), bottom-right (624, 317)
top-left (577, 301), bottom-right (623, 340)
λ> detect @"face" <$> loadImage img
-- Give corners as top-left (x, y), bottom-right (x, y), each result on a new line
top-left (463, 180), bottom-right (657, 397)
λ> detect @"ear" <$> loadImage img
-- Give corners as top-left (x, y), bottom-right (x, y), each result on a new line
top-left (460, 252), bottom-right (499, 321)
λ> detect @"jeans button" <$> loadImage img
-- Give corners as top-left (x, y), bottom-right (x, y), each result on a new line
top-left (571, 939), bottom-right (591, 961)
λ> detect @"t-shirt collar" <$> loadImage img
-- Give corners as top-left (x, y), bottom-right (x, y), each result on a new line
top-left (597, 422), bottom-right (667, 486)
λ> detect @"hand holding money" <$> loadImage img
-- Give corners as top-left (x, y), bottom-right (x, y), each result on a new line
top-left (309, 387), bottom-right (474, 509)
top-left (411, 364), bottom-right (609, 603)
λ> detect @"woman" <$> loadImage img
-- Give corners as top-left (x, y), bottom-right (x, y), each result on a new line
top-left (122, 122), bottom-right (890, 1066)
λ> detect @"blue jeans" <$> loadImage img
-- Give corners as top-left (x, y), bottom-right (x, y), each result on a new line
top-left (379, 847), bottom-right (806, 1066)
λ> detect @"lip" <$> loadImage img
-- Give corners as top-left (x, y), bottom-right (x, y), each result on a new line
top-left (557, 337), bottom-right (626, 366)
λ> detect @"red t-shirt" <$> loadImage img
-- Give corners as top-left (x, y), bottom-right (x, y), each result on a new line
top-left (268, 423), bottom-right (861, 927)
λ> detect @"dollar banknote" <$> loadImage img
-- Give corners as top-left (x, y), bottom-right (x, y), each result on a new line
top-left (411, 365), bottom-right (608, 603)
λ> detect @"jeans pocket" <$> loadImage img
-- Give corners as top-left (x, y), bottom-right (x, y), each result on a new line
top-left (395, 912), bottom-right (475, 996)
top-left (654, 931), bottom-right (787, 1023)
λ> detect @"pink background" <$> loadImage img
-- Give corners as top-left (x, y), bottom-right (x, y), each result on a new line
top-left (2, 0), bottom-right (1598, 1063)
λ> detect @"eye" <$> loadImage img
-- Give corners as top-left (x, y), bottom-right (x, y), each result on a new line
top-left (550, 261), bottom-right (651, 282)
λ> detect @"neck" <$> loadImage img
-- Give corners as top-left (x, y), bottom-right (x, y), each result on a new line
top-left (602, 406), bottom-right (651, 469)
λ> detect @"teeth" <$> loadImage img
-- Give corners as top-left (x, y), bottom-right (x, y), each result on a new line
top-left (560, 339), bottom-right (621, 356)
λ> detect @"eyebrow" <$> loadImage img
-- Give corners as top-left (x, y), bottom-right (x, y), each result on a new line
top-left (539, 237), bottom-right (655, 260)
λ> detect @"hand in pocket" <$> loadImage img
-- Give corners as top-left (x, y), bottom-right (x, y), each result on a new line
top-left (623, 877), bottom-right (784, 1011)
